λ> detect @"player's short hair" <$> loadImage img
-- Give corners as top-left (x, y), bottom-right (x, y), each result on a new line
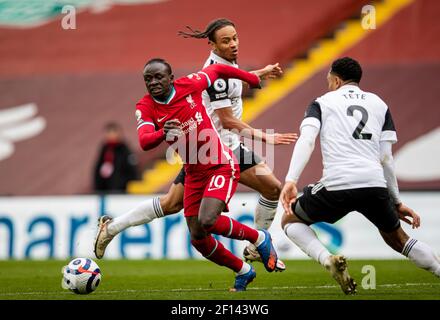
top-left (330, 57), bottom-right (362, 83)
top-left (143, 58), bottom-right (172, 75)
top-left (178, 18), bottom-right (235, 42)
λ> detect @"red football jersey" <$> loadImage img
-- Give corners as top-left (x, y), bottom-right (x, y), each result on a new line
top-left (135, 71), bottom-right (234, 173)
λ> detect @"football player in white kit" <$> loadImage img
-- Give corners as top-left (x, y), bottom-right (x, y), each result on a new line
top-left (94, 19), bottom-right (296, 272)
top-left (280, 57), bottom-right (440, 295)
top-left (177, 18), bottom-right (296, 270)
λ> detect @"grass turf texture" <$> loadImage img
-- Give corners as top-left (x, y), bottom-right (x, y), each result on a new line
top-left (0, 260), bottom-right (439, 300)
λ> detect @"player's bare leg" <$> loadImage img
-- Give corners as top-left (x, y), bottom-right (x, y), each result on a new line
top-left (281, 212), bottom-right (357, 295)
top-left (239, 162), bottom-right (286, 271)
top-left (159, 183), bottom-right (185, 215)
top-left (93, 183), bottom-right (184, 259)
top-left (380, 227), bottom-right (440, 277)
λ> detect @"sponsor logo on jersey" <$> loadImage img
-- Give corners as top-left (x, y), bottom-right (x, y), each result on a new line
top-left (178, 113), bottom-right (204, 135)
top-left (213, 79), bottom-right (226, 92)
top-left (187, 73), bottom-right (201, 80)
top-left (186, 94), bottom-right (196, 109)
top-left (157, 115), bottom-right (167, 123)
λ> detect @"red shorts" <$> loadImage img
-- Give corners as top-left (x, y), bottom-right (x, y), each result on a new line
top-left (183, 161), bottom-right (240, 217)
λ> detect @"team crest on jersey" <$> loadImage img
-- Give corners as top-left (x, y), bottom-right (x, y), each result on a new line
top-left (213, 79), bottom-right (226, 92)
top-left (187, 73), bottom-right (201, 80)
top-left (186, 94), bottom-right (197, 109)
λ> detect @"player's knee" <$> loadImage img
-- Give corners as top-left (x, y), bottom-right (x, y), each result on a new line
top-left (281, 211), bottom-right (298, 231)
top-left (261, 181), bottom-right (282, 201)
top-left (189, 228), bottom-right (206, 240)
top-left (198, 214), bottom-right (217, 230)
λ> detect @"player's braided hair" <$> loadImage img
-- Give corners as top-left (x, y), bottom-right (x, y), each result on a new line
top-left (331, 57), bottom-right (363, 83)
top-left (143, 58), bottom-right (172, 75)
top-left (178, 18), bottom-right (235, 42)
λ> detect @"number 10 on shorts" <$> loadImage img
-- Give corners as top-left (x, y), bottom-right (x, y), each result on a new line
top-left (208, 175), bottom-right (226, 191)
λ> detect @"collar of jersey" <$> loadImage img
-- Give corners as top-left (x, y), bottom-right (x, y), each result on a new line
top-left (339, 84), bottom-right (360, 90)
top-left (210, 51), bottom-right (237, 67)
top-left (152, 85), bottom-right (176, 105)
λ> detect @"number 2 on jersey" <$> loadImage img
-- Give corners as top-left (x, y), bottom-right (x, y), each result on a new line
top-left (347, 105), bottom-right (372, 140)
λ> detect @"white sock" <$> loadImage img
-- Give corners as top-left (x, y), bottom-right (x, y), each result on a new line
top-left (237, 262), bottom-right (252, 275)
top-left (402, 238), bottom-right (440, 277)
top-left (284, 222), bottom-right (331, 266)
top-left (107, 197), bottom-right (164, 235)
top-left (254, 231), bottom-right (266, 247)
top-left (254, 196), bottom-right (278, 230)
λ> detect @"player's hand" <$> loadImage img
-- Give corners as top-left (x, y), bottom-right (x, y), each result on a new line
top-left (280, 181), bottom-right (298, 215)
top-left (265, 132), bottom-right (298, 145)
top-left (164, 119), bottom-right (182, 141)
top-left (396, 202), bottom-right (420, 229)
top-left (253, 63), bottom-right (283, 81)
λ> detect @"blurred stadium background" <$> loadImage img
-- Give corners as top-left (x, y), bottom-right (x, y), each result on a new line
top-left (0, 0), bottom-right (439, 299)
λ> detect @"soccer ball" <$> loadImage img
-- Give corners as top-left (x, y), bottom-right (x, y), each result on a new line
top-left (61, 258), bottom-right (102, 294)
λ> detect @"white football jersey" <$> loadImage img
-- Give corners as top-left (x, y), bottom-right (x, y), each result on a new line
top-left (202, 51), bottom-right (242, 150)
top-left (301, 84), bottom-right (397, 190)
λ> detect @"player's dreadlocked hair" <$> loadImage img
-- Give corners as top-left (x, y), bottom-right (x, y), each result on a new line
top-left (143, 58), bottom-right (172, 75)
top-left (330, 57), bottom-right (363, 83)
top-left (178, 18), bottom-right (235, 42)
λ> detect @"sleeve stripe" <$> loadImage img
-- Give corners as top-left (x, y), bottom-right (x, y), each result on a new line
top-left (137, 122), bottom-right (155, 130)
top-left (199, 71), bottom-right (211, 87)
top-left (382, 108), bottom-right (396, 131)
top-left (305, 101), bottom-right (322, 122)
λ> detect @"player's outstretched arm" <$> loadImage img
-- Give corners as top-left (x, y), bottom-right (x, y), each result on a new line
top-left (280, 181), bottom-right (298, 215)
top-left (251, 63), bottom-right (283, 80)
top-left (396, 203), bottom-right (421, 229)
top-left (215, 107), bottom-right (297, 145)
top-left (380, 141), bottom-right (421, 229)
top-left (380, 141), bottom-right (401, 204)
top-left (202, 64), bottom-right (261, 89)
top-left (282, 124), bottom-right (319, 213)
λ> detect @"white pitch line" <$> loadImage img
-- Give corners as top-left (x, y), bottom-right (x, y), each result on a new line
top-left (0, 282), bottom-right (439, 297)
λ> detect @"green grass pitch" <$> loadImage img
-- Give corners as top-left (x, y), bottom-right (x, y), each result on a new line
top-left (0, 260), bottom-right (439, 300)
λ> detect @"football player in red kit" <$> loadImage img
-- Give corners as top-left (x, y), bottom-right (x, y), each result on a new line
top-left (131, 58), bottom-right (277, 291)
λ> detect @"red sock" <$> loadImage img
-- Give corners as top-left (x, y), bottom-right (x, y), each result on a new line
top-left (191, 235), bottom-right (243, 272)
top-left (205, 215), bottom-right (259, 243)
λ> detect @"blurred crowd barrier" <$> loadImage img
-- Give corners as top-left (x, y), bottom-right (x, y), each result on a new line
top-left (1, 192), bottom-right (439, 260)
